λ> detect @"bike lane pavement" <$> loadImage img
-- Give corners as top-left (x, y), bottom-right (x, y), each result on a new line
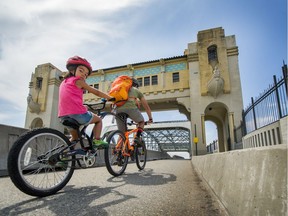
top-left (0, 159), bottom-right (227, 216)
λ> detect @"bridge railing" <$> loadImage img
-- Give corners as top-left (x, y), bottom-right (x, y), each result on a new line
top-left (206, 140), bottom-right (218, 153)
top-left (242, 64), bottom-right (287, 135)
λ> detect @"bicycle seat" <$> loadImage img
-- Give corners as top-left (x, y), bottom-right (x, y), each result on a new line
top-left (60, 117), bottom-right (80, 130)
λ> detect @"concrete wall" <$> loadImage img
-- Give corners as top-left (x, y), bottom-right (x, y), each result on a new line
top-left (192, 144), bottom-right (287, 216)
top-left (0, 125), bottom-right (28, 176)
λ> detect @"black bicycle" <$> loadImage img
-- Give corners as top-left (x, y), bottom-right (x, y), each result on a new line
top-left (7, 99), bottom-right (115, 197)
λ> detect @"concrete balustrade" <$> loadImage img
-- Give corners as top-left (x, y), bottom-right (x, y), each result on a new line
top-left (242, 116), bottom-right (287, 148)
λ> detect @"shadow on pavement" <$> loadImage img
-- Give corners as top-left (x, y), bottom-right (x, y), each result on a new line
top-left (1, 184), bottom-right (135, 215)
top-left (2, 167), bottom-right (177, 215)
top-left (107, 168), bottom-right (177, 186)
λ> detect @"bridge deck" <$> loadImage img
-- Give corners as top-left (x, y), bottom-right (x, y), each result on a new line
top-left (0, 160), bottom-right (227, 216)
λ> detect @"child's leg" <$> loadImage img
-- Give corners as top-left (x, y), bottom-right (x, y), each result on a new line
top-left (69, 129), bottom-right (78, 141)
top-left (90, 114), bottom-right (102, 140)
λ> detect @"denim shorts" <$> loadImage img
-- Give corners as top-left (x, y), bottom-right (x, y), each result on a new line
top-left (60, 111), bottom-right (93, 126)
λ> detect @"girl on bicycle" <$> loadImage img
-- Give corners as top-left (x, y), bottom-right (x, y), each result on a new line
top-left (58, 56), bottom-right (113, 148)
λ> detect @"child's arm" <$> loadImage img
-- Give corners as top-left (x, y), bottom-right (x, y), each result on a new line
top-left (77, 79), bottom-right (112, 100)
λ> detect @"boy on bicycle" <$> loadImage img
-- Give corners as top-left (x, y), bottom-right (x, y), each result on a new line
top-left (114, 78), bottom-right (153, 156)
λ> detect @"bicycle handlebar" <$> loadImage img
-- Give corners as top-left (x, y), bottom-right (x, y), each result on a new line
top-left (84, 98), bottom-right (115, 111)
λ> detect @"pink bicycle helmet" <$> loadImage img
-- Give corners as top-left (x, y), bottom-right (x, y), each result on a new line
top-left (66, 56), bottom-right (92, 75)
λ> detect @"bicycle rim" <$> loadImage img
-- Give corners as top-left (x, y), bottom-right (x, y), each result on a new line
top-left (105, 130), bottom-right (128, 176)
top-left (135, 140), bottom-right (147, 170)
top-left (7, 128), bottom-right (75, 197)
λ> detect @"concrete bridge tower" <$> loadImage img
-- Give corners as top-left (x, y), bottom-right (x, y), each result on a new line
top-left (25, 63), bottom-right (64, 132)
top-left (187, 27), bottom-right (243, 154)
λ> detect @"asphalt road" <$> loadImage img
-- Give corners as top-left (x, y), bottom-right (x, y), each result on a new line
top-left (0, 160), bottom-right (227, 216)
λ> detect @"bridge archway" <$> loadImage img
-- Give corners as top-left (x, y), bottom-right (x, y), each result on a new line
top-left (204, 102), bottom-right (229, 152)
top-left (30, 117), bottom-right (43, 129)
top-left (205, 121), bottom-right (218, 151)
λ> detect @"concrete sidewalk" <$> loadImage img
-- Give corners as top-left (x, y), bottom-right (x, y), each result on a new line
top-left (0, 160), bottom-right (227, 216)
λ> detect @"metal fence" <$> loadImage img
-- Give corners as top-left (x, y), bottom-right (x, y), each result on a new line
top-left (206, 140), bottom-right (218, 153)
top-left (243, 64), bottom-right (287, 135)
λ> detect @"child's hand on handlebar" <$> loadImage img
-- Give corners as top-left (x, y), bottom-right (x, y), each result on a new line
top-left (101, 97), bottom-right (115, 102)
top-left (108, 97), bottom-right (116, 102)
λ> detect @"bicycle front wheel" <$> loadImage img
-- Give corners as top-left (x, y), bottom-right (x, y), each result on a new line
top-left (104, 130), bottom-right (128, 177)
top-left (135, 139), bottom-right (147, 170)
top-left (7, 128), bottom-right (75, 197)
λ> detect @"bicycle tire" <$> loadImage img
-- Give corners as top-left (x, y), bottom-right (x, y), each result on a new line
top-left (7, 128), bottom-right (75, 197)
top-left (135, 139), bottom-right (147, 170)
top-left (104, 130), bottom-right (128, 176)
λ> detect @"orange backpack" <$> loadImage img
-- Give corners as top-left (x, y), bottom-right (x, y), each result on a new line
top-left (109, 75), bottom-right (133, 107)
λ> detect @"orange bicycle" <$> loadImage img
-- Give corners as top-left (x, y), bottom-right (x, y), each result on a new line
top-left (104, 114), bottom-right (147, 176)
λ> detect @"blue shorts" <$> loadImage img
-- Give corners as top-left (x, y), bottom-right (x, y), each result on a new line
top-left (60, 111), bottom-right (93, 126)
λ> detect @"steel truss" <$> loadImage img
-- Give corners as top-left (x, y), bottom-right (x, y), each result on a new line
top-left (142, 127), bottom-right (191, 152)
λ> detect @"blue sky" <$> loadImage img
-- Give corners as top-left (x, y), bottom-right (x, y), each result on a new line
top-left (0, 0), bottom-right (287, 144)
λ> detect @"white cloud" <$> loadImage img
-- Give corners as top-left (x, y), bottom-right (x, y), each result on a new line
top-left (0, 0), bottom-right (153, 123)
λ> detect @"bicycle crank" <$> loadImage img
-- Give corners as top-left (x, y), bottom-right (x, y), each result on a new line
top-left (82, 152), bottom-right (96, 167)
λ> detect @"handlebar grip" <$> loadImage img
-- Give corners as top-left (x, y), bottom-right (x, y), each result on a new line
top-left (144, 121), bottom-right (152, 125)
top-left (108, 97), bottom-right (116, 102)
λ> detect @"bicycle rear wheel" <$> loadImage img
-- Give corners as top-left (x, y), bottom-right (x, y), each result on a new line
top-left (7, 128), bottom-right (75, 197)
top-left (104, 130), bottom-right (128, 177)
top-left (135, 139), bottom-right (147, 170)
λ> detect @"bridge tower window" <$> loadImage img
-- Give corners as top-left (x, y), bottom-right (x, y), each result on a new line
top-left (207, 45), bottom-right (218, 68)
top-left (144, 76), bottom-right (150, 86)
top-left (152, 75), bottom-right (158, 85)
top-left (172, 72), bottom-right (179, 83)
top-left (36, 77), bottom-right (43, 90)
top-left (93, 83), bottom-right (99, 89)
top-left (137, 78), bottom-right (143, 87)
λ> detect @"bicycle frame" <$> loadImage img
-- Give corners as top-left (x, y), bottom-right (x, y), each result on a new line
top-left (119, 127), bottom-right (139, 157)
top-left (58, 99), bottom-right (117, 167)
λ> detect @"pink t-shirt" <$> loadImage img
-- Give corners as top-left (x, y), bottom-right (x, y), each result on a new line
top-left (58, 76), bottom-right (87, 117)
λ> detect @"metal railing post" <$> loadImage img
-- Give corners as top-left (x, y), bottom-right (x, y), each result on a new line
top-left (282, 62), bottom-right (287, 94)
top-left (251, 97), bottom-right (257, 130)
top-left (274, 75), bottom-right (282, 118)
